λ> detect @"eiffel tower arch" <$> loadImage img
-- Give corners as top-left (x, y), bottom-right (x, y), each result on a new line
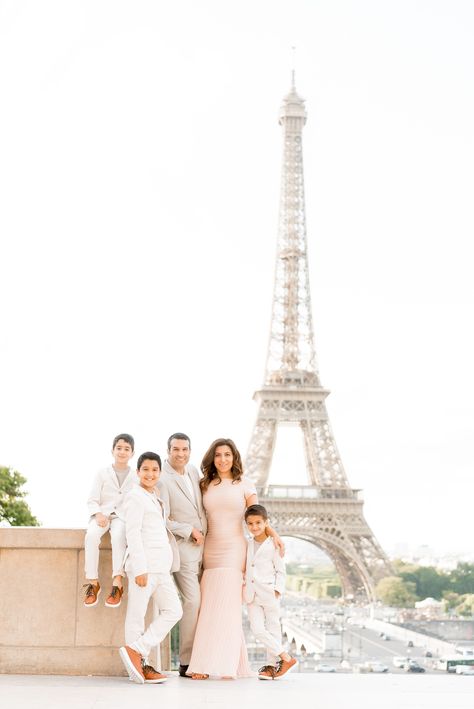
top-left (245, 75), bottom-right (392, 602)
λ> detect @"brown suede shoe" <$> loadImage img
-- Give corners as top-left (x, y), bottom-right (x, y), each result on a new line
top-left (119, 646), bottom-right (145, 684)
top-left (273, 657), bottom-right (298, 679)
top-left (105, 585), bottom-right (123, 607)
top-left (258, 664), bottom-right (278, 680)
top-left (142, 662), bottom-right (167, 684)
top-left (83, 582), bottom-right (101, 607)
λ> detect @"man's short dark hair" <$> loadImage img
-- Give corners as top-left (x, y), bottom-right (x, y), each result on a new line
top-left (137, 451), bottom-right (162, 470)
top-left (244, 504), bottom-right (268, 521)
top-left (167, 432), bottom-right (191, 451)
top-left (112, 433), bottom-right (135, 452)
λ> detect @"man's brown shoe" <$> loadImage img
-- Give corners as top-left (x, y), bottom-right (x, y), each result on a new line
top-left (273, 657), bottom-right (298, 679)
top-left (83, 582), bottom-right (101, 607)
top-left (142, 662), bottom-right (167, 684)
top-left (119, 646), bottom-right (145, 684)
top-left (105, 585), bottom-right (123, 607)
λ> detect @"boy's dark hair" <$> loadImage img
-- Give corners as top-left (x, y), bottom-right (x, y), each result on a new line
top-left (137, 451), bottom-right (162, 470)
top-left (245, 504), bottom-right (268, 521)
top-left (112, 433), bottom-right (135, 452)
top-left (167, 432), bottom-right (191, 451)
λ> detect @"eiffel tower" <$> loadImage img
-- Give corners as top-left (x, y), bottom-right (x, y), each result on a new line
top-left (245, 75), bottom-right (392, 601)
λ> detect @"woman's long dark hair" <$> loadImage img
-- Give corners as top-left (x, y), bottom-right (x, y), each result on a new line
top-left (200, 438), bottom-right (243, 493)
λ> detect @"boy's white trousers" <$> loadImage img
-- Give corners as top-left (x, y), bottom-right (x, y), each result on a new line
top-left (247, 599), bottom-right (284, 665)
top-left (125, 572), bottom-right (183, 659)
top-left (84, 516), bottom-right (126, 580)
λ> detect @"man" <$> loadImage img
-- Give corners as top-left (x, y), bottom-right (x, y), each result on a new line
top-left (157, 432), bottom-right (207, 677)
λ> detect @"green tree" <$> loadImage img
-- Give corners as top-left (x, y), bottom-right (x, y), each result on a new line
top-left (0, 466), bottom-right (39, 526)
top-left (393, 559), bottom-right (419, 579)
top-left (415, 566), bottom-right (450, 600)
top-left (455, 594), bottom-right (474, 618)
top-left (394, 560), bottom-right (450, 600)
top-left (375, 576), bottom-right (418, 607)
top-left (443, 591), bottom-right (461, 611)
top-left (450, 564), bottom-right (474, 595)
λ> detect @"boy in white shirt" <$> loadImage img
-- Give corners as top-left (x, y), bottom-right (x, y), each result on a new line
top-left (244, 504), bottom-right (297, 680)
top-left (83, 433), bottom-right (136, 608)
top-left (119, 451), bottom-right (182, 684)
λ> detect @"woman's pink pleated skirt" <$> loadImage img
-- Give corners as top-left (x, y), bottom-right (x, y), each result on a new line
top-left (187, 567), bottom-right (253, 678)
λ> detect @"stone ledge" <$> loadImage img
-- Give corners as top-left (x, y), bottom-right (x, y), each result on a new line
top-left (0, 527), bottom-right (168, 675)
top-left (0, 527), bottom-right (106, 549)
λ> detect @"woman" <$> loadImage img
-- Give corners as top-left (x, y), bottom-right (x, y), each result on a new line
top-left (187, 438), bottom-right (282, 679)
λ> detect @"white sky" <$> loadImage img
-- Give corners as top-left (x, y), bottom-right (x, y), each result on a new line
top-left (1, 0), bottom-right (473, 556)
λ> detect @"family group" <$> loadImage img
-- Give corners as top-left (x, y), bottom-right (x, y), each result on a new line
top-left (83, 432), bottom-right (297, 684)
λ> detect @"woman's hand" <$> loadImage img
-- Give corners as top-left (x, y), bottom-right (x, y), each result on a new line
top-left (266, 525), bottom-right (285, 557)
top-left (135, 574), bottom-right (148, 587)
top-left (191, 528), bottom-right (205, 545)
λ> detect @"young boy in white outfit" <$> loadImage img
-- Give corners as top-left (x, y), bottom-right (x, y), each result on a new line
top-left (83, 433), bottom-right (136, 608)
top-left (244, 504), bottom-right (297, 680)
top-left (119, 451), bottom-right (182, 684)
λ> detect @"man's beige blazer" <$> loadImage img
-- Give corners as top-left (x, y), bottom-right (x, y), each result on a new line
top-left (157, 460), bottom-right (207, 564)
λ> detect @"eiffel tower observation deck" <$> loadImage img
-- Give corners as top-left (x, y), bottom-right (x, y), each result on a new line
top-left (245, 75), bottom-right (392, 601)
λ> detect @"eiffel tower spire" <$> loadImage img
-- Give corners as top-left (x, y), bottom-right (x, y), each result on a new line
top-left (245, 77), bottom-right (391, 601)
top-left (265, 77), bottom-right (319, 385)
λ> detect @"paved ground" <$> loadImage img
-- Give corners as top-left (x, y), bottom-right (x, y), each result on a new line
top-left (1, 673), bottom-right (473, 709)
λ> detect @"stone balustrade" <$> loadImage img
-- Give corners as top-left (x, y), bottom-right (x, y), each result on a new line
top-left (0, 527), bottom-right (169, 675)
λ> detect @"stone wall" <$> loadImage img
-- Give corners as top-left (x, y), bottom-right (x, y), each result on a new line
top-left (0, 528), bottom-right (170, 675)
top-left (364, 617), bottom-right (457, 657)
top-left (401, 620), bottom-right (474, 643)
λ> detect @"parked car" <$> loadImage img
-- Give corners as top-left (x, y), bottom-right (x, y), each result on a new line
top-left (406, 660), bottom-right (425, 673)
top-left (315, 663), bottom-right (336, 673)
top-left (455, 665), bottom-right (474, 675)
top-left (393, 657), bottom-right (409, 668)
top-left (366, 661), bottom-right (389, 673)
top-left (424, 650), bottom-right (433, 658)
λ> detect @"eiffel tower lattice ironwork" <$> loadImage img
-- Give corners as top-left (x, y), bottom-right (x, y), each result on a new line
top-left (245, 75), bottom-right (392, 601)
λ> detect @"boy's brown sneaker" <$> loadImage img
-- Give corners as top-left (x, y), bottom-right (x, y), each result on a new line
top-left (273, 657), bottom-right (298, 679)
top-left (119, 646), bottom-right (145, 684)
top-left (142, 662), bottom-right (167, 684)
top-left (258, 664), bottom-right (278, 680)
top-left (83, 582), bottom-right (101, 607)
top-left (105, 586), bottom-right (123, 607)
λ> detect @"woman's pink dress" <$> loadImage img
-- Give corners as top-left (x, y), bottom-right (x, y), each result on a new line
top-left (187, 477), bottom-right (256, 678)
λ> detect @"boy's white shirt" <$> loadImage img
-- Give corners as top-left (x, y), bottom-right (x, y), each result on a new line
top-left (124, 485), bottom-right (180, 578)
top-left (86, 465), bottom-right (137, 520)
top-left (243, 536), bottom-right (286, 604)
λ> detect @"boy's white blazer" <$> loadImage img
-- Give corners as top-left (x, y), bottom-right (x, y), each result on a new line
top-left (86, 466), bottom-right (137, 520)
top-left (244, 537), bottom-right (286, 604)
top-left (124, 485), bottom-right (180, 578)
